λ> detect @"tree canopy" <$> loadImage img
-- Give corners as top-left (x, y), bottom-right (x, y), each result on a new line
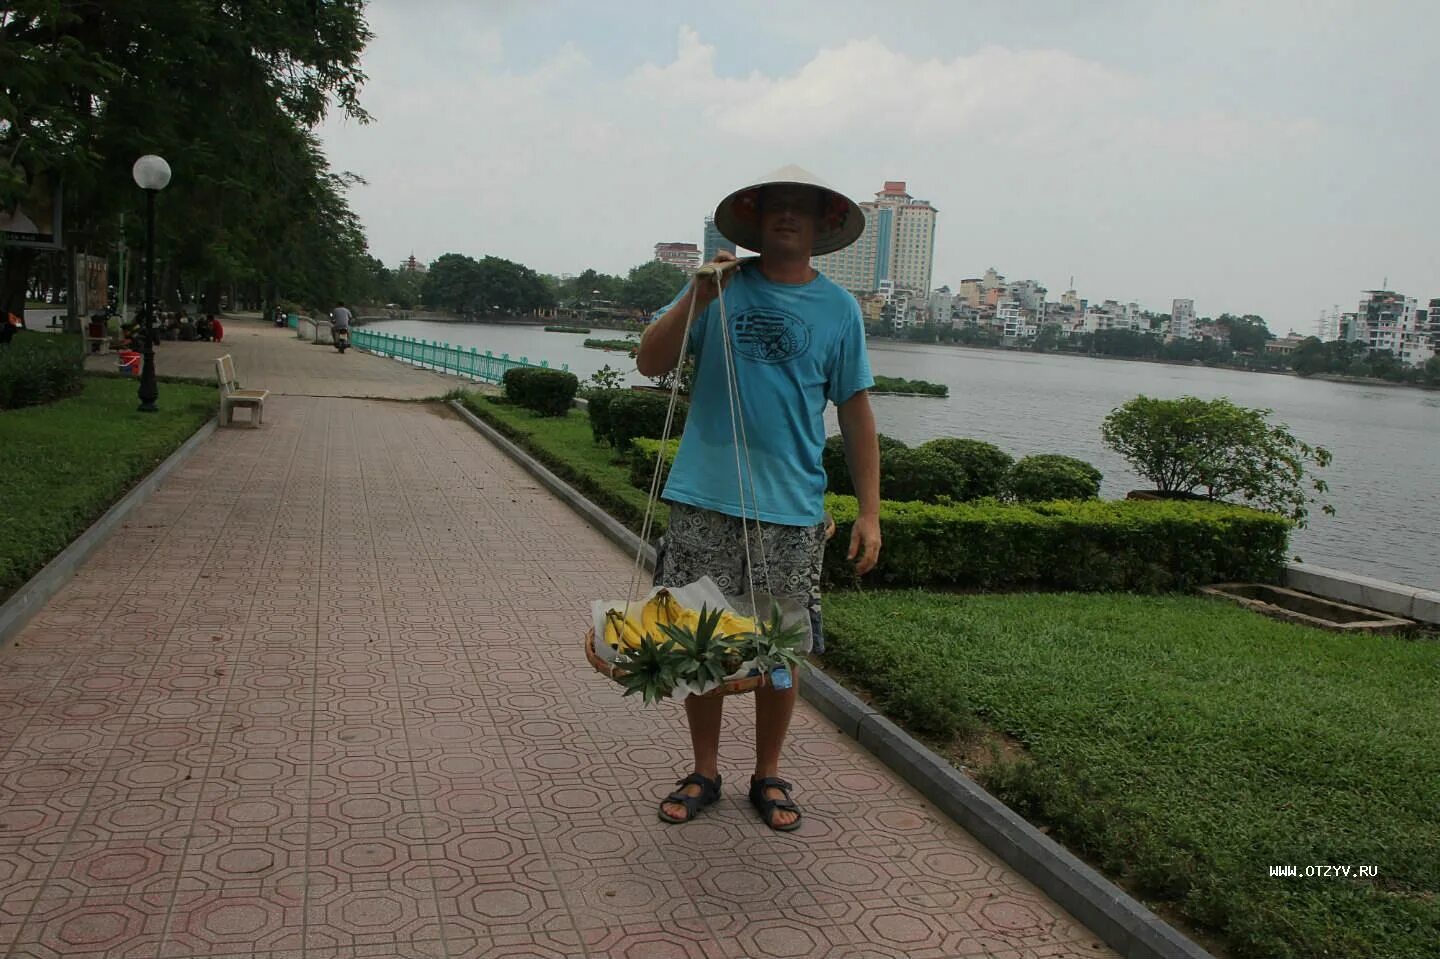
top-left (1, 1), bottom-right (374, 317)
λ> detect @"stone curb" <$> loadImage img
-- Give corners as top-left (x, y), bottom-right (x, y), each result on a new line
top-left (1285, 562), bottom-right (1440, 626)
top-left (0, 418), bottom-right (219, 650)
top-left (448, 398), bottom-right (1214, 959)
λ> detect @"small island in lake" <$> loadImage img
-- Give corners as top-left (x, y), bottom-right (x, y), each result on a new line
top-left (584, 338), bottom-right (638, 352)
top-left (871, 375), bottom-right (948, 397)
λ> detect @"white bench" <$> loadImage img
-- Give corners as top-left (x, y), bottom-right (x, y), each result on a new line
top-left (214, 354), bottom-right (269, 427)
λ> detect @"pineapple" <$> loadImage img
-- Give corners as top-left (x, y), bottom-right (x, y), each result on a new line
top-left (751, 603), bottom-right (808, 675)
top-left (658, 605), bottom-right (740, 690)
top-left (614, 633), bottom-right (682, 704)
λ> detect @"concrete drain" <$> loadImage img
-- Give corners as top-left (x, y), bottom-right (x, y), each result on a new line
top-left (1200, 583), bottom-right (1414, 634)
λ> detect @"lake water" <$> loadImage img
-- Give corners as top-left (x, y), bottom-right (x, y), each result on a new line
top-left (371, 319), bottom-right (1440, 590)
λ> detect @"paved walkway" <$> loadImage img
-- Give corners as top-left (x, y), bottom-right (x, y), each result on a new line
top-left (1, 351), bottom-right (1116, 956)
top-left (83, 314), bottom-right (461, 399)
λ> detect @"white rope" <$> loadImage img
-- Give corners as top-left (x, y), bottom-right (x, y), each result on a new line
top-left (628, 261), bottom-right (769, 609)
top-left (714, 277), bottom-right (764, 606)
top-left (628, 290), bottom-right (698, 603)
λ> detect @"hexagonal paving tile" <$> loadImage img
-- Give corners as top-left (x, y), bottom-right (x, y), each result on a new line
top-left (0, 394), bottom-right (1117, 959)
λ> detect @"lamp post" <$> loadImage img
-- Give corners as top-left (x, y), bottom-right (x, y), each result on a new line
top-left (131, 155), bottom-right (171, 413)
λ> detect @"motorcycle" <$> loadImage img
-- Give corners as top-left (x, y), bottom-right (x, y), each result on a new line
top-left (334, 325), bottom-right (350, 353)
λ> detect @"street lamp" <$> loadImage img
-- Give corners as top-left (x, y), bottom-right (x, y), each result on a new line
top-left (131, 155), bottom-right (171, 413)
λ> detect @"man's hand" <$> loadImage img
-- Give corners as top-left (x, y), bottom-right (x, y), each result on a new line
top-left (847, 512), bottom-right (882, 575)
top-left (693, 250), bottom-right (738, 310)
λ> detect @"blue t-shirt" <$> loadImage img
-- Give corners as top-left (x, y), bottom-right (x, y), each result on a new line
top-left (651, 266), bottom-right (873, 526)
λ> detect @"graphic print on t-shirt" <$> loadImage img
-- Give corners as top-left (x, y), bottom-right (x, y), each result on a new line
top-left (732, 308), bottom-right (812, 364)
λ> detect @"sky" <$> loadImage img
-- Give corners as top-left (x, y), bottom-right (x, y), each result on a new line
top-left (318, 0), bottom-right (1440, 334)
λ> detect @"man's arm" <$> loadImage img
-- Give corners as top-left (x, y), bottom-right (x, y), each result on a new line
top-left (635, 251), bottom-right (736, 377)
top-left (836, 390), bottom-right (881, 575)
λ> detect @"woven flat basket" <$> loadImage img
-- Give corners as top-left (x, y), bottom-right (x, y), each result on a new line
top-left (584, 628), bottom-right (770, 698)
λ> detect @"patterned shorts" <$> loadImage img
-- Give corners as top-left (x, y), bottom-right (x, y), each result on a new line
top-left (654, 502), bottom-right (828, 653)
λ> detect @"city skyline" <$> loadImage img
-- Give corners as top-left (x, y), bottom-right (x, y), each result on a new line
top-left (321, 1), bottom-right (1440, 335)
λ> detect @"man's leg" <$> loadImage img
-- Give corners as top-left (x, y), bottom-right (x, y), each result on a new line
top-left (748, 517), bottom-right (826, 829)
top-left (753, 681), bottom-right (798, 827)
top-left (660, 694), bottom-right (725, 821)
top-left (655, 504), bottom-right (742, 822)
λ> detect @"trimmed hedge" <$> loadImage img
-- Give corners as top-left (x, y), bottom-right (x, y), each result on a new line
top-left (823, 432), bottom-right (908, 495)
top-left (604, 391), bottom-right (686, 452)
top-left (0, 333), bottom-right (85, 409)
top-left (1006, 454), bottom-right (1103, 502)
top-left (823, 494), bottom-right (1289, 592)
top-left (918, 438), bottom-right (1012, 500)
top-left (880, 447), bottom-right (968, 503)
top-left (629, 437), bottom-right (678, 492)
top-left (501, 367), bottom-right (578, 417)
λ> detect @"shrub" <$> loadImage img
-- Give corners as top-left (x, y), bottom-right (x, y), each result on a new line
top-left (918, 438), bottom-right (1013, 500)
top-left (586, 390), bottom-right (617, 444)
top-left (501, 367), bottom-right (579, 417)
top-left (0, 334), bottom-right (85, 410)
top-left (1005, 454), bottom-right (1103, 502)
top-left (822, 494), bottom-right (1289, 593)
top-left (1101, 395), bottom-right (1332, 526)
top-left (629, 437), bottom-right (678, 492)
top-left (824, 432), bottom-right (908, 495)
top-left (604, 391), bottom-right (687, 452)
top-left (880, 447), bottom-right (969, 503)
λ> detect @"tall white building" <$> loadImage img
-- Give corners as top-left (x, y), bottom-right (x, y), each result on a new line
top-left (815, 181), bottom-right (937, 296)
top-left (1171, 299), bottom-right (1197, 340)
top-left (1084, 300), bottom-right (1142, 333)
top-left (1348, 290), bottom-right (1425, 361)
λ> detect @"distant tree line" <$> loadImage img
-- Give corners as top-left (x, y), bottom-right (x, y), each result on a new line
top-left (374, 255), bottom-right (690, 319)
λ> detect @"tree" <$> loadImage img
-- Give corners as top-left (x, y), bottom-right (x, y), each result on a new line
top-left (1216, 314), bottom-right (1273, 354)
top-left (1101, 395), bottom-right (1333, 526)
top-left (1031, 324), bottom-right (1061, 353)
top-left (1288, 336), bottom-right (1329, 376)
top-left (1424, 355), bottom-right (1440, 388)
top-left (1091, 329), bottom-right (1159, 358)
top-left (1, 2), bottom-right (373, 320)
top-left (623, 261), bottom-right (688, 313)
top-left (385, 268), bottom-right (424, 309)
top-left (422, 254), bottom-right (481, 313)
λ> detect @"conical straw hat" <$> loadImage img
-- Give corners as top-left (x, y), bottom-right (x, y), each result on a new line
top-left (713, 165), bottom-right (865, 256)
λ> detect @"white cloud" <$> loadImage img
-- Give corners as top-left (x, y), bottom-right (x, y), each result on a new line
top-left (321, 14), bottom-right (1414, 328)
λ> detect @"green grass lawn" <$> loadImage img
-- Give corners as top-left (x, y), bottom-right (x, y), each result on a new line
top-left (824, 591), bottom-right (1440, 959)
top-left (0, 376), bottom-right (217, 597)
top-left (457, 393), bottom-right (667, 535)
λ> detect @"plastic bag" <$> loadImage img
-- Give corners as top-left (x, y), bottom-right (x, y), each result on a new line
top-left (589, 575), bottom-right (811, 698)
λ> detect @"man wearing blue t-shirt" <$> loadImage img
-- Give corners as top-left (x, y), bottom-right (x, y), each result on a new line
top-left (636, 166), bottom-right (882, 832)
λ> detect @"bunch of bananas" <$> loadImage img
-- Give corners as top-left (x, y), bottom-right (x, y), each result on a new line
top-left (602, 589), bottom-right (758, 651)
